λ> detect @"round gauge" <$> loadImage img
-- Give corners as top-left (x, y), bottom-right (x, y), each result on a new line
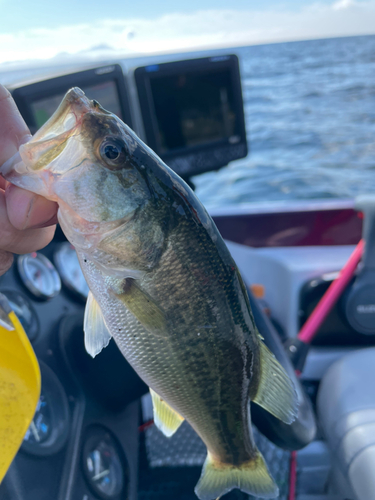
top-left (18, 252), bottom-right (61, 300)
top-left (82, 427), bottom-right (127, 500)
top-left (0, 290), bottom-right (39, 341)
top-left (23, 393), bottom-right (51, 444)
top-left (22, 361), bottom-right (70, 456)
top-left (54, 243), bottom-right (89, 301)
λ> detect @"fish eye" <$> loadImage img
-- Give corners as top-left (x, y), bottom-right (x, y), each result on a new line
top-left (99, 138), bottom-right (128, 168)
top-left (103, 143), bottom-right (120, 160)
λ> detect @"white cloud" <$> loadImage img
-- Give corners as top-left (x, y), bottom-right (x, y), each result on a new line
top-left (332, 0), bottom-right (358, 10)
top-left (0, 1), bottom-right (375, 65)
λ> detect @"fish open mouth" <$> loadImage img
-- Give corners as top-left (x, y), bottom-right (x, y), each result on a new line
top-left (2, 88), bottom-right (93, 177)
top-left (23, 88), bottom-right (94, 170)
top-left (33, 87), bottom-right (92, 143)
top-left (0, 87), bottom-right (96, 197)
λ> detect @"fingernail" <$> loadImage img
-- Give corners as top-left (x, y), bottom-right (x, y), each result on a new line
top-left (16, 192), bottom-right (58, 230)
top-left (5, 184), bottom-right (34, 230)
top-left (27, 213), bottom-right (58, 229)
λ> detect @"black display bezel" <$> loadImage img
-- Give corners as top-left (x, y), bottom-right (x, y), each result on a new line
top-left (135, 55), bottom-right (248, 177)
top-left (11, 64), bottom-right (133, 134)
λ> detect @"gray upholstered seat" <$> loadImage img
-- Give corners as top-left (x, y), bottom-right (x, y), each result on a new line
top-left (317, 347), bottom-right (375, 500)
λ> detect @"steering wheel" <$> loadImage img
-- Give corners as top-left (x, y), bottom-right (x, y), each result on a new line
top-left (248, 290), bottom-right (317, 451)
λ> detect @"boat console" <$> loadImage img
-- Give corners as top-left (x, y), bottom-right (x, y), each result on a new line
top-left (1, 54), bottom-right (374, 500)
top-left (10, 56), bottom-right (248, 181)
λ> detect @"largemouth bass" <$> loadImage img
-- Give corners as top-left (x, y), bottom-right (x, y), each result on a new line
top-left (1, 88), bottom-right (298, 499)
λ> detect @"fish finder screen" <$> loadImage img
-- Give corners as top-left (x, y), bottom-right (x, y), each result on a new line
top-left (149, 69), bottom-right (237, 153)
top-left (31, 81), bottom-right (122, 129)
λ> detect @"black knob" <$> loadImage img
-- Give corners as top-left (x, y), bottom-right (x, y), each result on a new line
top-left (343, 197), bottom-right (375, 335)
top-left (344, 270), bottom-right (375, 335)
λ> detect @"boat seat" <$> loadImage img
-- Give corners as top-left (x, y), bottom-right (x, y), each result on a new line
top-left (317, 347), bottom-right (375, 500)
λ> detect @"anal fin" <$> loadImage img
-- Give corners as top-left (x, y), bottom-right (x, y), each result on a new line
top-left (150, 388), bottom-right (184, 437)
top-left (252, 341), bottom-right (298, 424)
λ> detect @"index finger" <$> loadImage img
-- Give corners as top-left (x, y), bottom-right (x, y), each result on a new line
top-left (0, 85), bottom-right (31, 165)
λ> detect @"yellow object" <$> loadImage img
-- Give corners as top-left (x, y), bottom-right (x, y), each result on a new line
top-left (0, 293), bottom-right (40, 483)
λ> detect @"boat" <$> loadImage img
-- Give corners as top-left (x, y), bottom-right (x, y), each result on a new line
top-left (0, 48), bottom-right (374, 500)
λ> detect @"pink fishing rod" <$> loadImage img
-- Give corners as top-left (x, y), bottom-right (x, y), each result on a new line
top-left (298, 239), bottom-right (364, 344)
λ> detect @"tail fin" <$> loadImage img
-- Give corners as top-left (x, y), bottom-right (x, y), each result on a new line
top-left (194, 451), bottom-right (278, 500)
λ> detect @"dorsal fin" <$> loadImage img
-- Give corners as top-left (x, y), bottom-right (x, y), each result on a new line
top-left (84, 291), bottom-right (112, 358)
top-left (252, 341), bottom-right (298, 424)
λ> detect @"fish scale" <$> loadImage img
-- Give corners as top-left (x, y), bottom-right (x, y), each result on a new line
top-left (80, 213), bottom-right (258, 465)
top-left (1, 87), bottom-right (298, 500)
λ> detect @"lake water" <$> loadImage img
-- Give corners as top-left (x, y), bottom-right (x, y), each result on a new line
top-left (194, 35), bottom-right (375, 208)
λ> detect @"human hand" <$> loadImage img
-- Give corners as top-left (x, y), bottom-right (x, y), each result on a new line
top-left (0, 85), bottom-right (58, 276)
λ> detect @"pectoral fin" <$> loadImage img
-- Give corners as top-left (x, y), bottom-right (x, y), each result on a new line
top-left (116, 279), bottom-right (167, 336)
top-left (150, 388), bottom-right (184, 437)
top-left (252, 341), bottom-right (298, 424)
top-left (84, 291), bottom-right (112, 358)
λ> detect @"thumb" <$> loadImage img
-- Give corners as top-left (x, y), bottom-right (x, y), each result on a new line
top-left (0, 85), bottom-right (31, 166)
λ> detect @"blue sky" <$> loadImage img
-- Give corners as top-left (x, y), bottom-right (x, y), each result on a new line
top-left (1, 0), bottom-right (375, 64)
